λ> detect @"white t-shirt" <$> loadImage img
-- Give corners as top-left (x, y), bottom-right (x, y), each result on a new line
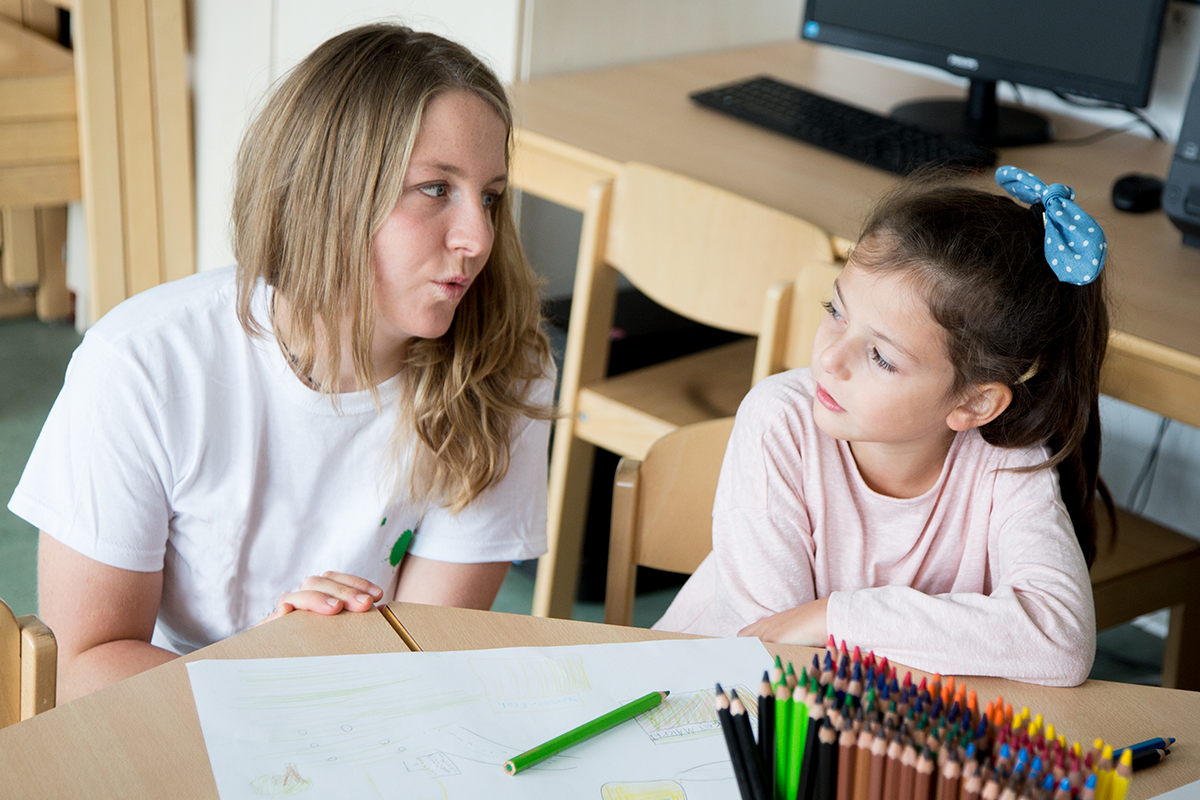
top-left (9, 266), bottom-right (552, 654)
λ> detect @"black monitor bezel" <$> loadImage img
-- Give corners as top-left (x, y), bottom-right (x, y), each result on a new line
top-left (801, 0), bottom-right (1170, 109)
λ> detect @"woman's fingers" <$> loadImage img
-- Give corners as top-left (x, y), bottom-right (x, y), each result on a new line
top-left (258, 573), bottom-right (385, 626)
top-left (297, 572), bottom-right (384, 609)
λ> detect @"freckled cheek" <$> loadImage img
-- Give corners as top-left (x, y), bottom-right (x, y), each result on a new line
top-left (810, 321), bottom-right (833, 364)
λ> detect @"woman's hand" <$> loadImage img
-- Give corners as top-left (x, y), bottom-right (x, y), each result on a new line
top-left (259, 571), bottom-right (385, 626)
top-left (738, 598), bottom-right (830, 645)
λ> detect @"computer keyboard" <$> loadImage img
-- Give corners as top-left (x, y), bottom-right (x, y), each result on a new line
top-left (689, 76), bottom-right (997, 176)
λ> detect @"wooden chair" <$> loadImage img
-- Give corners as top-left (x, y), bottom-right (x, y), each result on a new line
top-left (601, 262), bottom-right (839, 626)
top-left (1092, 508), bottom-right (1200, 690)
top-left (0, 0), bottom-right (194, 326)
top-left (605, 416), bottom-right (736, 626)
top-left (753, 259), bottom-right (843, 382)
top-left (0, 8), bottom-right (74, 321)
top-left (536, 162), bottom-right (834, 619)
top-left (752, 257), bottom-right (1200, 690)
top-left (0, 598), bottom-right (56, 728)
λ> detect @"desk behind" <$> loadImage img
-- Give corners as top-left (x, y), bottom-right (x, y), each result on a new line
top-left (509, 40), bottom-right (1200, 428)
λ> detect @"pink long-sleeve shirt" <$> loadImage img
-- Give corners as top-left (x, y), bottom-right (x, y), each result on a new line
top-left (654, 368), bottom-right (1096, 686)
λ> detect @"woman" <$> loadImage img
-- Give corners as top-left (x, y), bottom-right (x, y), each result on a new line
top-left (11, 24), bottom-right (553, 702)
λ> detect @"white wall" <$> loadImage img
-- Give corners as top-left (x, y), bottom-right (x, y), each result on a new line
top-left (190, 0), bottom-right (523, 277)
top-left (521, 0), bottom-right (801, 79)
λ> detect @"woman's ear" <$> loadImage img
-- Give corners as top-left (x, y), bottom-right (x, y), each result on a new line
top-left (946, 382), bottom-right (1012, 432)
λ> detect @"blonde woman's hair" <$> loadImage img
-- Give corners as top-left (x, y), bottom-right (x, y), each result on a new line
top-left (233, 23), bottom-right (551, 512)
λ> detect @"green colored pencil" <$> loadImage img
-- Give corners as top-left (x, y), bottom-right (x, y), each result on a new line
top-left (787, 685), bottom-right (810, 800)
top-left (775, 681), bottom-right (792, 800)
top-left (504, 690), bottom-right (668, 775)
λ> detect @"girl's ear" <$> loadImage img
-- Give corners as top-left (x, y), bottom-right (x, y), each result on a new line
top-left (946, 382), bottom-right (1012, 432)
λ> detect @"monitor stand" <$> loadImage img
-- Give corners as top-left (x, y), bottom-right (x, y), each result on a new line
top-left (891, 78), bottom-right (1052, 148)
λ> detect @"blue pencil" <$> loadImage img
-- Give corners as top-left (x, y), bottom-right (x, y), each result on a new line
top-left (1112, 736), bottom-right (1175, 758)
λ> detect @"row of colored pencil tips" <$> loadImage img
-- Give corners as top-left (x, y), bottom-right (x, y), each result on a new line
top-left (714, 642), bottom-right (1161, 800)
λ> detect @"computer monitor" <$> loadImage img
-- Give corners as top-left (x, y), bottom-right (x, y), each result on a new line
top-left (801, 0), bottom-right (1170, 147)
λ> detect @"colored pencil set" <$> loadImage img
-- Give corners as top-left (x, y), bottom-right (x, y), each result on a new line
top-left (715, 638), bottom-right (1168, 800)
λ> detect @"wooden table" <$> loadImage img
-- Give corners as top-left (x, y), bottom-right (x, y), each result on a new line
top-left (391, 603), bottom-right (1200, 800)
top-left (0, 609), bottom-right (406, 798)
top-left (0, 604), bottom-right (1197, 799)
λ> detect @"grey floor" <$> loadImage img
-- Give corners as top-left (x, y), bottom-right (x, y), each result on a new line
top-left (0, 316), bottom-right (1164, 682)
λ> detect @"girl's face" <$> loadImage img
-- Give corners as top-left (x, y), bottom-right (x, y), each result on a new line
top-left (370, 90), bottom-right (508, 358)
top-left (809, 248), bottom-right (963, 452)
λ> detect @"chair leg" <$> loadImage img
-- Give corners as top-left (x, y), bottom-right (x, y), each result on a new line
top-left (605, 457), bottom-right (641, 627)
top-left (1162, 592), bottom-right (1200, 691)
top-left (533, 420), bottom-right (597, 619)
top-left (35, 206), bottom-right (71, 321)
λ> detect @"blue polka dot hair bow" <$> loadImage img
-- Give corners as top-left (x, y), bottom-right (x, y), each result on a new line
top-left (995, 165), bottom-right (1106, 285)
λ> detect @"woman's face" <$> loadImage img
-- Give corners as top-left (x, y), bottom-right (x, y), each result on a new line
top-left (370, 90), bottom-right (508, 357)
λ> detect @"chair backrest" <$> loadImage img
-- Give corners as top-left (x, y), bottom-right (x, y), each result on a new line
top-left (605, 416), bottom-right (736, 626)
top-left (605, 163), bottom-right (835, 336)
top-left (0, 598), bottom-right (56, 728)
top-left (753, 259), bottom-right (843, 383)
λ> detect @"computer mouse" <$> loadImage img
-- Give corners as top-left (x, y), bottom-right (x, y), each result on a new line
top-left (1112, 173), bottom-right (1164, 213)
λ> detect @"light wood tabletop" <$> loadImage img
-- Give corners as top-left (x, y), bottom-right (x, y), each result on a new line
top-left (0, 608), bottom-right (407, 798)
top-left (0, 604), bottom-right (1196, 799)
top-left (388, 602), bottom-right (1200, 800)
top-left (508, 39), bottom-right (1200, 431)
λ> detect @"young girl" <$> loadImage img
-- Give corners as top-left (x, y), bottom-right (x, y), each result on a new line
top-left (10, 24), bottom-right (553, 702)
top-left (655, 167), bottom-right (1109, 687)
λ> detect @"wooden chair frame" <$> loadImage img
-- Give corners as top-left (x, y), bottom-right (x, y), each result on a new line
top-left (535, 162), bottom-right (834, 619)
top-left (605, 417), bottom-right (735, 627)
top-left (0, 0), bottom-right (194, 325)
top-left (1, 598), bottom-right (56, 728)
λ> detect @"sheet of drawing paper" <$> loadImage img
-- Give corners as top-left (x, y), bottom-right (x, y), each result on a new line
top-left (187, 636), bottom-right (771, 799)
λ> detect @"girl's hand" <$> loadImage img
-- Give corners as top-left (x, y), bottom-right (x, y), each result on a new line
top-left (258, 571), bottom-right (385, 626)
top-left (738, 598), bottom-right (830, 645)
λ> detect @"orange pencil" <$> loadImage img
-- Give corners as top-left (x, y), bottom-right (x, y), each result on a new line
top-left (868, 726), bottom-right (888, 800)
top-left (981, 771), bottom-right (1002, 800)
top-left (961, 773), bottom-right (983, 800)
top-left (898, 737), bottom-right (917, 800)
top-left (854, 721), bottom-right (875, 800)
top-left (838, 714), bottom-right (858, 800)
top-left (940, 753), bottom-right (962, 800)
top-left (913, 743), bottom-right (935, 800)
top-left (882, 732), bottom-right (904, 800)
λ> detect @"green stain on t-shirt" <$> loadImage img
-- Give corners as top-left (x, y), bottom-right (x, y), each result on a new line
top-left (389, 529), bottom-right (413, 567)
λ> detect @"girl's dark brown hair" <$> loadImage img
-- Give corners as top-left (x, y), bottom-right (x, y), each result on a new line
top-left (855, 177), bottom-right (1109, 565)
